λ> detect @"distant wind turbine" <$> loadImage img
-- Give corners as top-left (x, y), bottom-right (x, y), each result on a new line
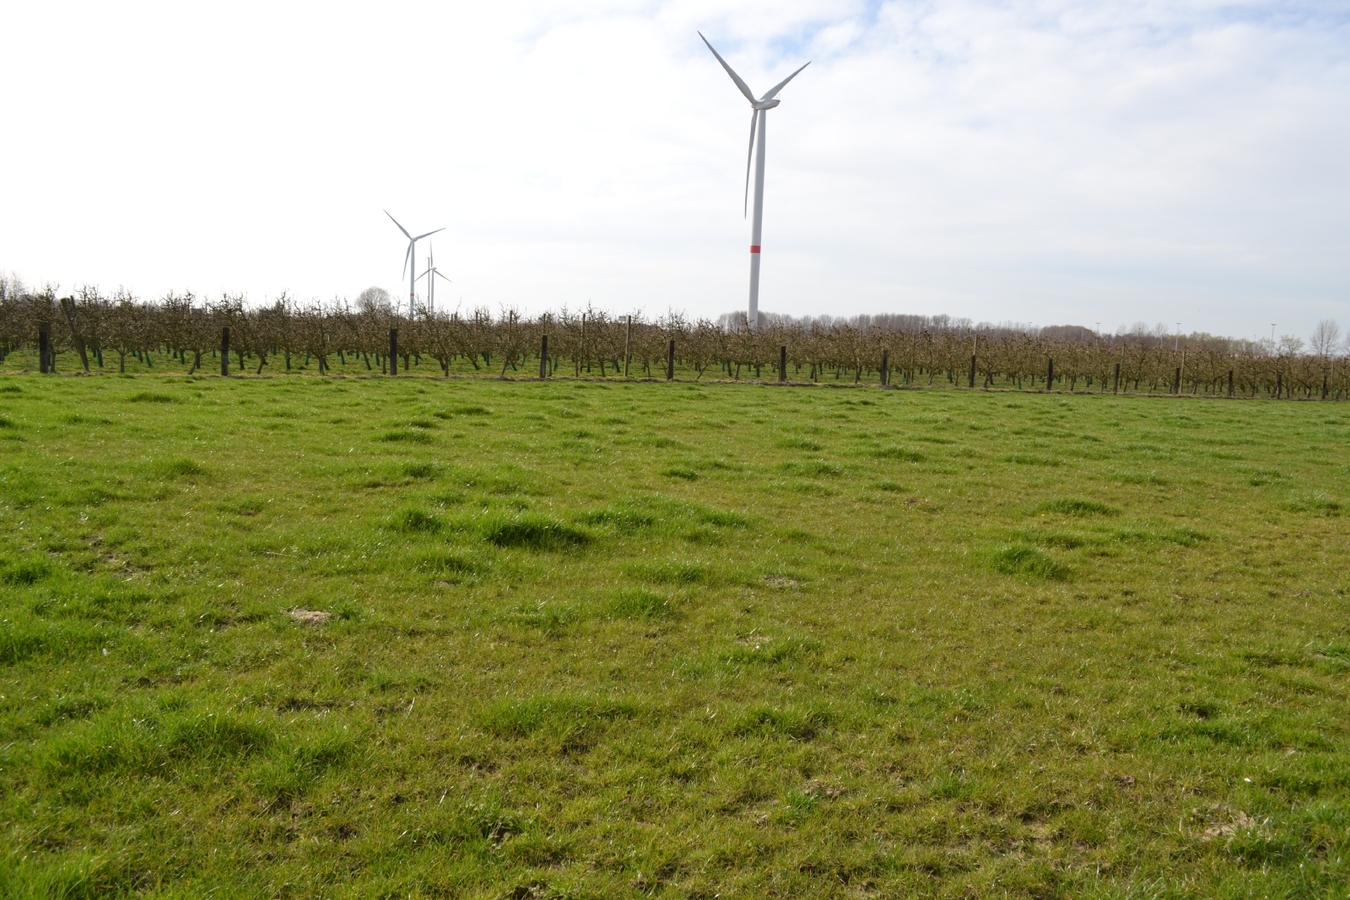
top-left (699, 32), bottom-right (808, 330)
top-left (384, 210), bottom-right (444, 316)
top-left (415, 244), bottom-right (452, 313)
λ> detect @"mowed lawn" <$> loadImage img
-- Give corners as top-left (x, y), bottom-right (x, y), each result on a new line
top-left (1, 375), bottom-right (1348, 899)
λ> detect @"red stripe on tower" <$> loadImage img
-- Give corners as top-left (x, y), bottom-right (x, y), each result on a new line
top-left (750, 245), bottom-right (761, 253)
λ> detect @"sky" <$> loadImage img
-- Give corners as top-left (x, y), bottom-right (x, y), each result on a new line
top-left (3, 0), bottom-right (1348, 341)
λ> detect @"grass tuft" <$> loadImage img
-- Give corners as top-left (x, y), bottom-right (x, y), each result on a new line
top-left (150, 457), bottom-right (205, 479)
top-left (402, 462), bottom-right (439, 480)
top-left (390, 508), bottom-right (443, 534)
top-left (437, 405), bottom-right (492, 417)
top-left (1034, 497), bottom-right (1118, 517)
top-left (1287, 492), bottom-right (1342, 515)
top-left (1004, 453), bottom-right (1061, 467)
top-left (991, 545), bottom-right (1072, 581)
top-left (580, 506), bottom-right (656, 531)
top-left (126, 391), bottom-right (175, 403)
top-left (731, 704), bottom-right (833, 741)
top-left (0, 554), bottom-right (53, 586)
top-left (378, 429), bottom-right (433, 444)
top-left (624, 560), bottom-right (709, 585)
top-left (483, 516), bottom-right (590, 551)
top-left (605, 589), bottom-right (677, 620)
top-left (475, 694), bottom-right (637, 749)
top-left (778, 460), bottom-right (844, 477)
top-left (414, 551), bottom-right (481, 575)
top-left (869, 446), bottom-right (926, 462)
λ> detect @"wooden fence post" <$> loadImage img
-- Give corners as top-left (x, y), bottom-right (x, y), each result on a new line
top-left (220, 327), bottom-right (230, 376)
top-left (38, 322), bottom-right (50, 374)
top-left (624, 316), bottom-right (632, 378)
top-left (1046, 358), bottom-right (1054, 391)
top-left (969, 354), bottom-right (976, 389)
top-left (1227, 369), bottom-right (1234, 397)
top-left (666, 340), bottom-right (675, 381)
top-left (879, 349), bottom-right (889, 386)
top-left (780, 346), bottom-right (788, 383)
top-left (1113, 362), bottom-right (1121, 394)
top-left (540, 334), bottom-right (549, 379)
top-left (1173, 367), bottom-right (1181, 394)
top-left (389, 329), bottom-right (398, 376)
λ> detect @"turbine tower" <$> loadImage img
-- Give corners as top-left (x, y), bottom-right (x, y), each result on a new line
top-left (385, 210), bottom-right (444, 316)
top-left (699, 32), bottom-right (808, 330)
top-left (416, 244), bottom-right (452, 313)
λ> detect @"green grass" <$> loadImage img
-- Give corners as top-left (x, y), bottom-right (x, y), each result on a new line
top-left (0, 374), bottom-right (1348, 897)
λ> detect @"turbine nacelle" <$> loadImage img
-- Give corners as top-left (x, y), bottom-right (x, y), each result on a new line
top-left (754, 99), bottom-right (781, 110)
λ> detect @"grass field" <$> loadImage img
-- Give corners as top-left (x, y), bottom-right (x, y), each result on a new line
top-left (1, 374), bottom-right (1348, 898)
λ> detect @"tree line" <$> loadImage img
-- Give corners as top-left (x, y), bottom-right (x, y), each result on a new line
top-left (1, 278), bottom-right (1347, 399)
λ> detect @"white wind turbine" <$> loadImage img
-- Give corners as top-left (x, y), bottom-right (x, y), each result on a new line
top-left (700, 32), bottom-right (808, 330)
top-left (385, 210), bottom-right (444, 316)
top-left (415, 244), bottom-right (452, 313)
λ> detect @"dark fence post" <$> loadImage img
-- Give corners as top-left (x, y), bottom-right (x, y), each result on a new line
top-left (969, 354), bottom-right (976, 389)
top-left (880, 349), bottom-right (889, 386)
top-left (666, 340), bottom-right (675, 381)
top-left (1173, 367), bottom-right (1181, 394)
top-left (220, 327), bottom-right (230, 376)
top-left (1322, 374), bottom-right (1328, 400)
top-left (1227, 369), bottom-right (1234, 397)
top-left (624, 316), bottom-right (632, 378)
top-left (780, 345), bottom-right (788, 383)
top-left (539, 335), bottom-right (549, 378)
top-left (1113, 362), bottom-right (1121, 394)
top-left (1046, 358), bottom-right (1053, 391)
top-left (38, 322), bottom-right (50, 374)
top-left (389, 329), bottom-right (398, 376)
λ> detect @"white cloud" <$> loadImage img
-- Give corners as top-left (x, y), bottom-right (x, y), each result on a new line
top-left (1, 0), bottom-right (1346, 339)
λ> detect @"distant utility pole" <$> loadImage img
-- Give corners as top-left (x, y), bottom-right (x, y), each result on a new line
top-left (1175, 323), bottom-right (1180, 352)
top-left (1271, 324), bottom-right (1277, 343)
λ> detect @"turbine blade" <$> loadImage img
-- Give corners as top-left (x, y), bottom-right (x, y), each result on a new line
top-left (744, 109), bottom-right (758, 217)
top-left (385, 209), bottom-right (412, 240)
top-left (413, 227), bottom-right (446, 241)
top-left (434, 270), bottom-right (452, 283)
top-left (760, 61), bottom-right (810, 102)
top-left (402, 243), bottom-right (412, 280)
top-left (699, 32), bottom-right (756, 104)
